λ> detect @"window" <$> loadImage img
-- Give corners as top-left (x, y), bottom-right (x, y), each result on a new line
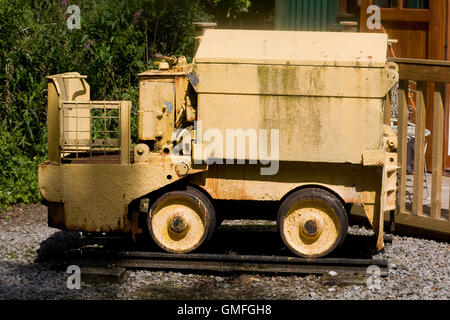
top-left (404, 0), bottom-right (429, 9)
top-left (339, 0), bottom-right (361, 16)
top-left (373, 0), bottom-right (398, 8)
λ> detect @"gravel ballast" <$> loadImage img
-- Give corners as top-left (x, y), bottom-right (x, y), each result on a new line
top-left (0, 204), bottom-right (448, 300)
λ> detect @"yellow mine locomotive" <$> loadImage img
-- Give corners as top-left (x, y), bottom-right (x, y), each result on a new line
top-left (38, 29), bottom-right (398, 258)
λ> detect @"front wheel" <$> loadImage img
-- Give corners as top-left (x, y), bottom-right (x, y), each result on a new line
top-left (277, 188), bottom-right (348, 258)
top-left (147, 186), bottom-right (216, 253)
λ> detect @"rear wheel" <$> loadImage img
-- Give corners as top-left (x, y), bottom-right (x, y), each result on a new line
top-left (148, 186), bottom-right (216, 253)
top-left (277, 188), bottom-right (348, 258)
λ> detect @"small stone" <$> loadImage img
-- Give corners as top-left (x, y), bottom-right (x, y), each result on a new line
top-left (328, 271), bottom-right (338, 276)
top-left (328, 287), bottom-right (336, 292)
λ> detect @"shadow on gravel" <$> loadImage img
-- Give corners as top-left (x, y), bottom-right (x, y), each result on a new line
top-left (0, 260), bottom-right (85, 299)
top-left (0, 258), bottom-right (128, 299)
top-left (36, 230), bottom-right (83, 263)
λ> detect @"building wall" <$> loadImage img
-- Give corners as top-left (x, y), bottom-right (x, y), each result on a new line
top-left (275, 0), bottom-right (340, 31)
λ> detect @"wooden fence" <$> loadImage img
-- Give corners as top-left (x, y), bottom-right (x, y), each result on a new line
top-left (388, 58), bottom-right (450, 237)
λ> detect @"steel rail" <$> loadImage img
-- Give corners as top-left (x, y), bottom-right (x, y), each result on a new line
top-left (52, 250), bottom-right (388, 276)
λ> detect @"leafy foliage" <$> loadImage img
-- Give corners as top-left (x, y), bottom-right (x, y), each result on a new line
top-left (0, 0), bottom-right (254, 210)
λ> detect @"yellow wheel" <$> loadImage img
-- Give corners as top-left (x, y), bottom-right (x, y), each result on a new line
top-left (147, 186), bottom-right (215, 254)
top-left (277, 188), bottom-right (348, 258)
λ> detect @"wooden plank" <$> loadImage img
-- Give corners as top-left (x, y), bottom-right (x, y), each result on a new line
top-left (428, 0), bottom-right (447, 61)
top-left (389, 57), bottom-right (450, 67)
top-left (444, 83), bottom-right (450, 170)
top-left (397, 81), bottom-right (409, 214)
top-left (412, 81), bottom-right (427, 216)
top-left (445, 1), bottom-right (450, 171)
top-left (379, 8), bottom-right (430, 22)
top-left (397, 212), bottom-right (450, 235)
top-left (359, 0), bottom-right (371, 32)
top-left (431, 83), bottom-right (445, 219)
top-left (391, 61), bottom-right (450, 83)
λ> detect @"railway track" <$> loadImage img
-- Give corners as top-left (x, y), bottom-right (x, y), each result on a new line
top-left (50, 249), bottom-right (388, 276)
top-left (45, 224), bottom-right (391, 277)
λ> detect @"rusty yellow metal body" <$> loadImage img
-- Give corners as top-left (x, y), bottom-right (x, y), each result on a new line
top-left (38, 30), bottom-right (398, 254)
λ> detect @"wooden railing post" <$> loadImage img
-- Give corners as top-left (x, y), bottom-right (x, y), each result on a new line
top-left (412, 81), bottom-right (427, 216)
top-left (397, 80), bottom-right (409, 214)
top-left (431, 82), bottom-right (445, 220)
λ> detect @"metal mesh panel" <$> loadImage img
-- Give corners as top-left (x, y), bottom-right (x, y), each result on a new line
top-left (60, 101), bottom-right (122, 162)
